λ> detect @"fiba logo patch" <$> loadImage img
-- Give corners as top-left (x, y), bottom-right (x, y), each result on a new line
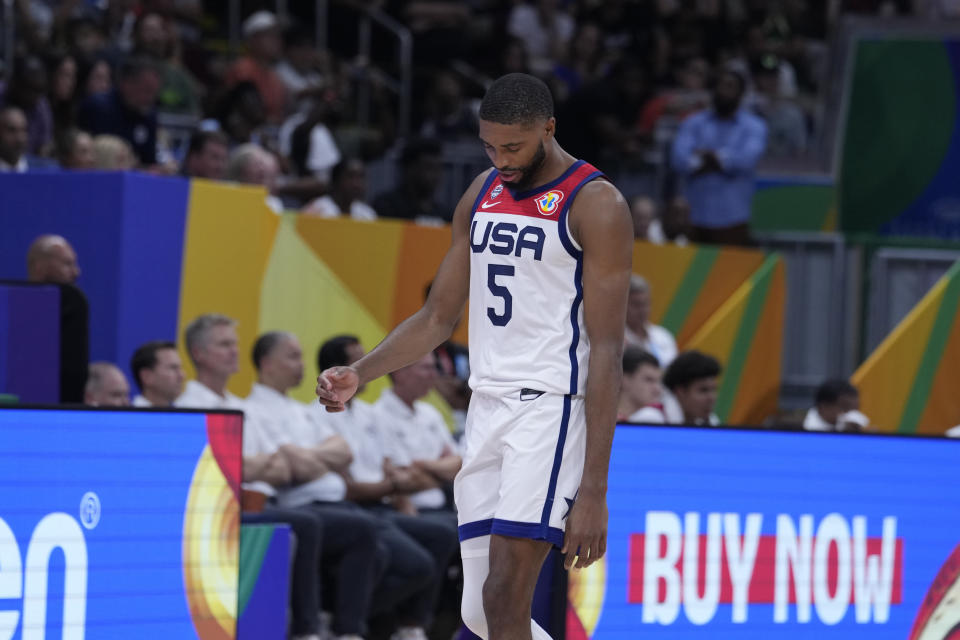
top-left (536, 190), bottom-right (564, 215)
top-left (491, 184), bottom-right (503, 198)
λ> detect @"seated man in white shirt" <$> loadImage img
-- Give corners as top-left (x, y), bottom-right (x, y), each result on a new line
top-left (246, 331), bottom-right (385, 640)
top-left (84, 362), bottom-right (131, 407)
top-left (315, 335), bottom-right (460, 640)
top-left (302, 157), bottom-right (377, 220)
top-left (803, 379), bottom-right (864, 432)
top-left (618, 347), bottom-right (665, 423)
top-left (130, 340), bottom-right (185, 407)
top-left (175, 313), bottom-right (245, 410)
top-left (662, 350), bottom-right (722, 426)
top-left (375, 354), bottom-right (462, 518)
top-left (176, 316), bottom-right (335, 640)
top-left (625, 275), bottom-right (678, 367)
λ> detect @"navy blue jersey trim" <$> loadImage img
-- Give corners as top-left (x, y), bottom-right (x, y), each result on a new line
top-left (556, 170), bottom-right (603, 260)
top-left (540, 394), bottom-right (572, 538)
top-left (470, 170), bottom-right (500, 224)
top-left (510, 160), bottom-right (586, 201)
top-left (458, 518), bottom-right (565, 547)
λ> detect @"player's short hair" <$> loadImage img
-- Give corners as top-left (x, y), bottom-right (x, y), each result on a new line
top-left (318, 334), bottom-right (360, 371)
top-left (663, 350), bottom-right (721, 391)
top-left (479, 73), bottom-right (554, 126)
top-left (623, 346), bottom-right (660, 375)
top-left (130, 340), bottom-right (176, 390)
top-left (814, 379), bottom-right (858, 406)
top-left (184, 314), bottom-right (236, 364)
top-left (251, 331), bottom-right (292, 370)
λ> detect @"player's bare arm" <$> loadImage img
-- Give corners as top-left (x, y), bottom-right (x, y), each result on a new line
top-left (315, 169), bottom-right (493, 411)
top-left (561, 179), bottom-right (634, 570)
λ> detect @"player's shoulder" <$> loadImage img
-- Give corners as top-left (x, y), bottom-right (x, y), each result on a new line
top-left (571, 177), bottom-right (629, 215)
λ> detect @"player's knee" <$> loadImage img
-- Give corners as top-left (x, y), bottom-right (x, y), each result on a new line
top-left (482, 570), bottom-right (525, 623)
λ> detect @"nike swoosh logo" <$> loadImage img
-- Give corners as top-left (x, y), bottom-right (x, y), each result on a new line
top-left (480, 201), bottom-right (499, 209)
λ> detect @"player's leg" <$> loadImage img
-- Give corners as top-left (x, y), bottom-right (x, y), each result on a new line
top-left (485, 534), bottom-right (555, 640)
top-left (460, 535), bottom-right (554, 640)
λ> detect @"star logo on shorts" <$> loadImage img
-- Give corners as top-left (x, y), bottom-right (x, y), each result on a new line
top-left (562, 493), bottom-right (577, 520)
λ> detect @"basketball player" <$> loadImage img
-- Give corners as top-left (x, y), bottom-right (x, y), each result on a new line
top-left (316, 73), bottom-right (633, 640)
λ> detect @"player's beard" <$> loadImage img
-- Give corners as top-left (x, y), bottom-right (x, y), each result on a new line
top-left (501, 141), bottom-right (546, 191)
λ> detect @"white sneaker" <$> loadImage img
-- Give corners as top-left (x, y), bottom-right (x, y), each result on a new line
top-left (389, 627), bottom-right (428, 640)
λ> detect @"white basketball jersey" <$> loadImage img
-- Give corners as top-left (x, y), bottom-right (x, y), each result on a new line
top-left (467, 160), bottom-right (605, 397)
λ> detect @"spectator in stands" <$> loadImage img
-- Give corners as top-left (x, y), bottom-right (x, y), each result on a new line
top-left (26, 234), bottom-right (81, 285)
top-left (373, 138), bottom-right (448, 224)
top-left (176, 313), bottom-right (243, 410)
top-left (0, 55), bottom-right (53, 155)
top-left (670, 68), bottom-right (767, 246)
top-left (225, 143), bottom-right (284, 211)
top-left (66, 17), bottom-right (107, 64)
top-left (419, 70), bottom-right (478, 141)
top-left (56, 128), bottom-right (96, 169)
top-left (375, 354), bottom-right (462, 517)
top-left (618, 347), bottom-right (665, 422)
top-left (317, 335), bottom-right (460, 640)
top-left (0, 106), bottom-right (43, 172)
top-left (130, 341), bottom-right (185, 407)
top-left (804, 379), bottom-right (865, 432)
top-left (47, 52), bottom-right (78, 132)
top-left (78, 58), bottom-right (112, 99)
top-left (282, 89), bottom-right (343, 182)
top-left (132, 12), bottom-right (201, 115)
top-left (507, 0), bottom-right (576, 77)
top-left (637, 57), bottom-right (712, 138)
top-left (302, 157), bottom-right (376, 220)
top-left (661, 195), bottom-right (692, 246)
top-left (182, 130), bottom-right (229, 180)
top-left (78, 57), bottom-right (162, 166)
top-left (245, 332), bottom-right (381, 640)
top-left (226, 11), bottom-right (287, 123)
top-left (625, 275), bottom-right (678, 367)
top-left (91, 134), bottom-right (137, 170)
top-left (212, 82), bottom-right (267, 147)
top-left (662, 350), bottom-right (722, 425)
top-left (630, 195), bottom-right (659, 241)
top-left (275, 27), bottom-right (328, 112)
top-left (84, 362), bottom-right (130, 407)
top-left (551, 21), bottom-right (608, 103)
top-left (559, 57), bottom-right (650, 167)
top-left (752, 55), bottom-right (808, 158)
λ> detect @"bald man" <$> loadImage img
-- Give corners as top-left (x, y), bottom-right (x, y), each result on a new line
top-left (84, 362), bottom-right (131, 407)
top-left (26, 235), bottom-right (81, 285)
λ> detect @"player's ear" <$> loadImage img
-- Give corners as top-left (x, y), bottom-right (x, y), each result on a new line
top-left (544, 117), bottom-right (556, 139)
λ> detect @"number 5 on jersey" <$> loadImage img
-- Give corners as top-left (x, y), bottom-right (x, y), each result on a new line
top-left (487, 263), bottom-right (514, 326)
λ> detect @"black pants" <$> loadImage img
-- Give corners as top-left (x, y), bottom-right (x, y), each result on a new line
top-left (366, 505), bottom-right (460, 627)
top-left (242, 507), bottom-right (324, 635)
top-left (305, 501), bottom-right (386, 636)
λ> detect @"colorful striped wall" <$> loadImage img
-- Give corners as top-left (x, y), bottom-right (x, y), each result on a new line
top-left (0, 174), bottom-right (784, 423)
top-left (852, 261), bottom-right (960, 434)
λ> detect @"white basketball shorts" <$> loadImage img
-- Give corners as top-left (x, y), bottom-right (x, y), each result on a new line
top-left (455, 389), bottom-right (586, 555)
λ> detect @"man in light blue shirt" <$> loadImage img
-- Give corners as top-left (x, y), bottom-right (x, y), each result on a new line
top-left (670, 69), bottom-right (767, 245)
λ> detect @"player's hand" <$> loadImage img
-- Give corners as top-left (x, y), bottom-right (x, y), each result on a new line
top-left (316, 366), bottom-right (360, 412)
top-left (562, 489), bottom-right (608, 571)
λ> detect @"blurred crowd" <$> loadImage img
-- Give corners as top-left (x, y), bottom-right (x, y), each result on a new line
top-left (2, 0), bottom-right (932, 243)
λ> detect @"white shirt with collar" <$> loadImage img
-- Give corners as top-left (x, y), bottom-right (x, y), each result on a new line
top-left (803, 407), bottom-right (835, 431)
top-left (374, 388), bottom-right (457, 509)
top-left (314, 398), bottom-right (394, 485)
top-left (175, 379), bottom-right (246, 410)
top-left (626, 323), bottom-right (678, 368)
top-left (245, 383), bottom-right (346, 507)
top-left (132, 394), bottom-right (152, 407)
top-left (302, 195), bottom-right (377, 221)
